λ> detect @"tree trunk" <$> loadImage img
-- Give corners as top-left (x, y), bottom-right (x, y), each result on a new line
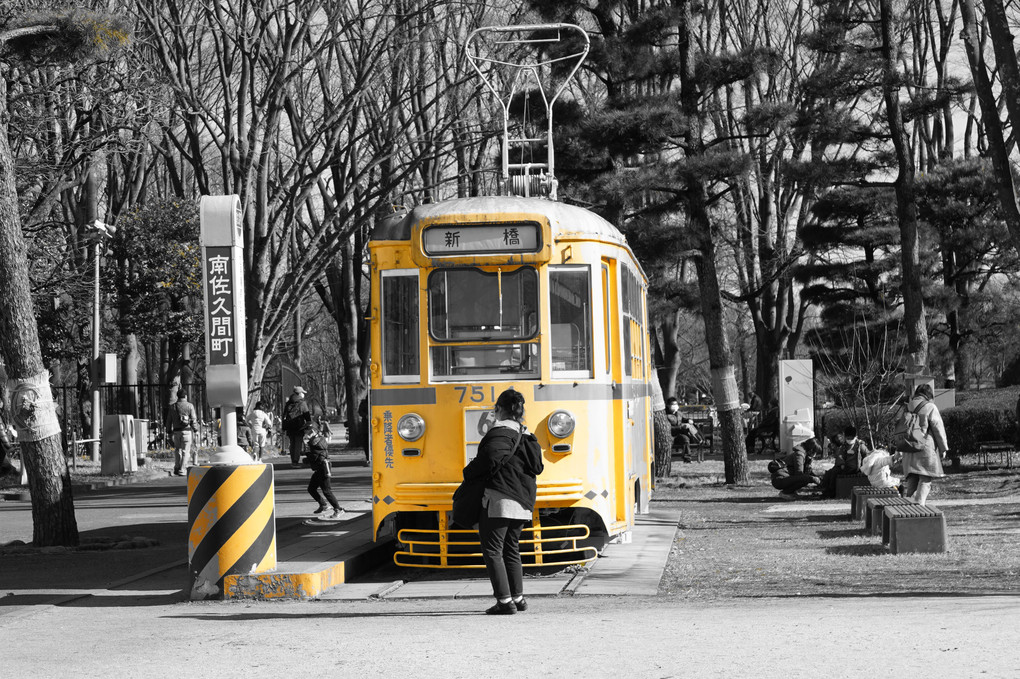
top-left (0, 80), bottom-right (78, 546)
top-left (679, 0), bottom-right (749, 485)
top-left (880, 0), bottom-right (928, 369)
top-left (960, 0), bottom-right (1020, 256)
top-left (658, 308), bottom-right (683, 398)
top-left (652, 410), bottom-right (672, 478)
top-left (693, 234), bottom-right (750, 485)
top-left (755, 333), bottom-right (781, 406)
top-left (336, 239), bottom-right (368, 450)
top-left (121, 333), bottom-right (140, 416)
top-left (983, 0), bottom-right (1020, 143)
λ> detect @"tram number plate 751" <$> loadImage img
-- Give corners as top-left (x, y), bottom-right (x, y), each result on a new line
top-left (454, 386), bottom-right (498, 403)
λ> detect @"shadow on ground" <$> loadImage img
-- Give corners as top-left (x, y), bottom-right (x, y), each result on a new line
top-left (824, 544), bottom-right (887, 556)
top-left (0, 522), bottom-right (187, 594)
top-left (817, 528), bottom-right (869, 540)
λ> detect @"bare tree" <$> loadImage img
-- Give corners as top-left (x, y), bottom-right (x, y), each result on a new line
top-left (135, 0), bottom-right (470, 407)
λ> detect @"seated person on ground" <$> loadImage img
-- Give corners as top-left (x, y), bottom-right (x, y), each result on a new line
top-left (860, 448), bottom-right (901, 491)
top-left (769, 437), bottom-right (822, 498)
top-left (820, 425), bottom-right (871, 498)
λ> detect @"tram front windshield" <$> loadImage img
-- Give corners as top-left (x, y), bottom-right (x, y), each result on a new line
top-left (428, 267), bottom-right (539, 379)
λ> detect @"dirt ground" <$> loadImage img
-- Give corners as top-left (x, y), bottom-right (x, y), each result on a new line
top-left (2, 448), bottom-right (1019, 677)
top-left (3, 592), bottom-right (1018, 678)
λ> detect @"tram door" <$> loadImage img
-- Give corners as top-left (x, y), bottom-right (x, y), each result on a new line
top-left (603, 258), bottom-right (631, 529)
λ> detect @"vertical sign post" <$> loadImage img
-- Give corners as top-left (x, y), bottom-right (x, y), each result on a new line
top-left (199, 195), bottom-right (250, 464)
top-left (778, 359), bottom-right (815, 455)
top-left (190, 195), bottom-right (276, 599)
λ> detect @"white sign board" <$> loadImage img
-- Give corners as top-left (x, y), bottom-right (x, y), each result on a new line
top-left (200, 195), bottom-right (247, 407)
top-left (779, 359), bottom-right (814, 454)
top-left (422, 222), bottom-right (541, 255)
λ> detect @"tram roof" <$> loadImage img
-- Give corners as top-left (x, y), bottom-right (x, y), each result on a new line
top-left (372, 196), bottom-right (628, 246)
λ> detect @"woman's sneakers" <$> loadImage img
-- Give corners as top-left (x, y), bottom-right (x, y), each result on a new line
top-left (485, 597), bottom-right (527, 614)
top-left (485, 600), bottom-right (516, 615)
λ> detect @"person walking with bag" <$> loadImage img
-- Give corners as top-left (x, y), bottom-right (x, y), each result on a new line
top-left (458, 388), bottom-right (544, 615)
top-left (167, 389), bottom-right (199, 476)
top-left (303, 425), bottom-right (344, 519)
top-left (282, 386), bottom-right (311, 465)
top-left (900, 384), bottom-right (948, 505)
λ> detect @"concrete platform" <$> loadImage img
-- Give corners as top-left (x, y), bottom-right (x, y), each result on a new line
top-left (317, 504), bottom-right (680, 601)
top-left (573, 505), bottom-right (680, 596)
top-left (224, 512), bottom-right (394, 600)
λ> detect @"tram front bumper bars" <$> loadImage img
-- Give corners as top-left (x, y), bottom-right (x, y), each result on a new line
top-left (395, 516), bottom-right (598, 569)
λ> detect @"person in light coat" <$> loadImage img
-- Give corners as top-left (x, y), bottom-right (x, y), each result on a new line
top-left (860, 448), bottom-right (901, 489)
top-left (901, 384), bottom-right (949, 505)
top-left (247, 400), bottom-right (274, 462)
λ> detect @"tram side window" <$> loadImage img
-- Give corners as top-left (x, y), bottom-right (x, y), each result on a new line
top-left (382, 271), bottom-right (419, 382)
top-left (621, 265), bottom-right (645, 378)
top-left (550, 267), bottom-right (592, 378)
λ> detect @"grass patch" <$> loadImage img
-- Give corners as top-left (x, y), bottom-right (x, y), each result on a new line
top-left (656, 458), bottom-right (1020, 599)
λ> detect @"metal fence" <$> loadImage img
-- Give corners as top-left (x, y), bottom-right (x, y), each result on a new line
top-left (53, 380), bottom-right (281, 452)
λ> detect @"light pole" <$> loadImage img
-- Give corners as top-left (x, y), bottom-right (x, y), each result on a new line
top-left (85, 220), bottom-right (115, 460)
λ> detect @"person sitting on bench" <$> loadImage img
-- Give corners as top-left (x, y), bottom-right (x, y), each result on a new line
top-left (674, 418), bottom-right (704, 463)
top-left (665, 398), bottom-right (702, 463)
top-left (860, 447), bottom-right (902, 491)
top-left (820, 425), bottom-right (871, 498)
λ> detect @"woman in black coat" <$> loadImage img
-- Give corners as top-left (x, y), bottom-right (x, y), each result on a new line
top-left (461, 388), bottom-right (544, 615)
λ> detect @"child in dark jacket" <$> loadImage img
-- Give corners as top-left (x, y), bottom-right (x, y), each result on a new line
top-left (303, 427), bottom-right (344, 519)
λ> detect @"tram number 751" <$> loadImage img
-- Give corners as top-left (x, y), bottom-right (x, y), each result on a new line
top-left (454, 386), bottom-right (499, 403)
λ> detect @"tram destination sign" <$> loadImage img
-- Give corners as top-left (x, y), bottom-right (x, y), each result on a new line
top-left (422, 222), bottom-right (540, 255)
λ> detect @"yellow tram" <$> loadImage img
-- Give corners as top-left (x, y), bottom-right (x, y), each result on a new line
top-left (367, 196), bottom-right (654, 567)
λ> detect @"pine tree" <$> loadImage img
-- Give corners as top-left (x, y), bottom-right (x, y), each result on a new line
top-left (0, 10), bottom-right (129, 546)
top-left (525, 0), bottom-right (760, 483)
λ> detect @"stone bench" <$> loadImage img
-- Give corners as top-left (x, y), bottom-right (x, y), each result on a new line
top-left (866, 496), bottom-right (916, 535)
top-left (882, 505), bottom-right (948, 554)
top-left (835, 472), bottom-right (870, 500)
top-left (850, 486), bottom-right (900, 521)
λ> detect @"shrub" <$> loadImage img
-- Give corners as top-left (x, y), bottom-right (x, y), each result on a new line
top-left (941, 406), bottom-right (1016, 453)
top-left (817, 390), bottom-right (1019, 454)
top-left (817, 406), bottom-right (898, 449)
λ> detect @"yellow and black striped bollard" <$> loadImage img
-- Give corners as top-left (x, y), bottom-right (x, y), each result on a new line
top-left (187, 463), bottom-right (276, 599)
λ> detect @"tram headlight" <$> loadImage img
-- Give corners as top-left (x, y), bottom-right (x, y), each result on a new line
top-left (547, 410), bottom-right (575, 438)
top-left (397, 413), bottom-right (425, 442)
